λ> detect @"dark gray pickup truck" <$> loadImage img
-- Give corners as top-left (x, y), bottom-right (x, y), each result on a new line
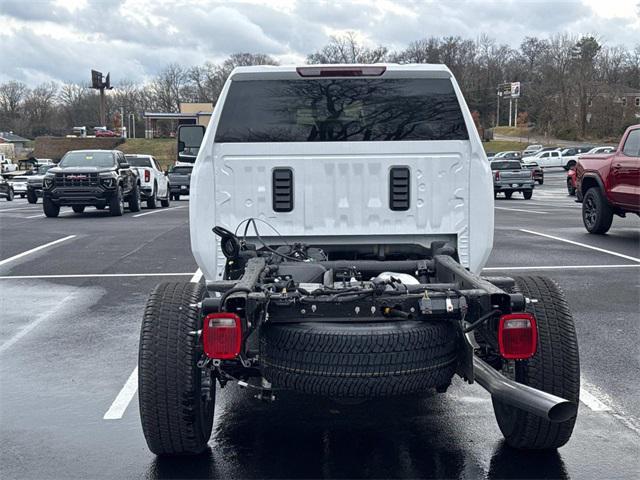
top-left (491, 160), bottom-right (535, 199)
top-left (167, 164), bottom-right (192, 200)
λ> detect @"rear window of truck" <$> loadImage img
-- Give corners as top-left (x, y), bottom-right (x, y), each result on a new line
top-left (215, 78), bottom-right (469, 142)
top-left (491, 161), bottom-right (522, 170)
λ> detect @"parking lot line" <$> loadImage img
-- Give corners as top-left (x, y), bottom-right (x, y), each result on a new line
top-left (190, 268), bottom-right (203, 283)
top-left (495, 206), bottom-right (549, 214)
top-left (103, 367), bottom-right (138, 420)
top-left (580, 379), bottom-right (612, 412)
top-left (0, 272), bottom-right (193, 280)
top-left (520, 229), bottom-right (640, 263)
top-left (0, 235), bottom-right (76, 267)
top-left (483, 264), bottom-right (639, 271)
top-left (132, 206), bottom-right (185, 218)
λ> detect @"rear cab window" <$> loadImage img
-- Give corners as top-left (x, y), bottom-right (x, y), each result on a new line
top-left (491, 161), bottom-right (522, 170)
top-left (214, 78), bottom-right (468, 143)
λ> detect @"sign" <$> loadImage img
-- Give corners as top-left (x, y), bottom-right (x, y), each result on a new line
top-left (511, 82), bottom-right (521, 98)
top-left (498, 82), bottom-right (521, 98)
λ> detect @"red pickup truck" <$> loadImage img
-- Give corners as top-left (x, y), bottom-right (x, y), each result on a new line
top-left (576, 124), bottom-right (640, 233)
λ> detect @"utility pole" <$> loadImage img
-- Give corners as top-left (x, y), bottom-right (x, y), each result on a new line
top-left (508, 98), bottom-right (512, 127)
top-left (91, 70), bottom-right (113, 128)
top-left (496, 91), bottom-right (501, 127)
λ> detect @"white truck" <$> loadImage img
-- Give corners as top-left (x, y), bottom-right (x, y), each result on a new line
top-left (124, 154), bottom-right (170, 208)
top-left (137, 64), bottom-right (580, 456)
top-left (1, 154), bottom-right (17, 173)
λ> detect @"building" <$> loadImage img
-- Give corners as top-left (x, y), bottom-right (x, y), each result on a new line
top-left (143, 103), bottom-right (214, 138)
top-left (0, 131), bottom-right (31, 155)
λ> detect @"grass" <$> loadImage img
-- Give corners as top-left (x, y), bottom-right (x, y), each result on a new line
top-left (119, 138), bottom-right (176, 170)
top-left (482, 139), bottom-right (528, 154)
top-left (494, 126), bottom-right (530, 137)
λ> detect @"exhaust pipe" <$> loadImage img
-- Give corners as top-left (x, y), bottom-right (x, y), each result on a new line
top-left (473, 356), bottom-right (577, 423)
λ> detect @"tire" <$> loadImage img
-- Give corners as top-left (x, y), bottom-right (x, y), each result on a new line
top-left (138, 282), bottom-right (214, 456)
top-left (582, 187), bottom-right (613, 234)
top-left (505, 191), bottom-right (513, 199)
top-left (6, 189), bottom-right (14, 201)
top-left (492, 276), bottom-right (580, 450)
top-left (567, 179), bottom-right (576, 196)
top-left (43, 196), bottom-right (59, 217)
top-left (161, 192), bottom-right (170, 208)
top-left (523, 190), bottom-right (533, 200)
top-left (566, 160), bottom-right (576, 170)
top-left (147, 184), bottom-right (157, 209)
top-left (175, 194), bottom-right (181, 201)
top-left (20, 193), bottom-right (25, 198)
top-left (96, 205), bottom-right (106, 210)
top-left (72, 205), bottom-right (85, 213)
top-left (537, 179), bottom-right (544, 185)
top-left (128, 182), bottom-right (142, 212)
top-left (260, 321), bottom-right (458, 398)
top-left (109, 186), bottom-right (125, 216)
top-left (27, 190), bottom-right (37, 204)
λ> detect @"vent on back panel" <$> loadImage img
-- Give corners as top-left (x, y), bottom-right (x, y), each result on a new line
top-left (272, 168), bottom-right (294, 212)
top-left (389, 167), bottom-right (410, 211)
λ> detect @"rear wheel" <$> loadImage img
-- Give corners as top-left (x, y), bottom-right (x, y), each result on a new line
top-left (27, 189), bottom-right (37, 204)
top-left (161, 191), bottom-right (170, 208)
top-left (138, 282), bottom-right (214, 456)
top-left (505, 191), bottom-right (513, 199)
top-left (565, 160), bottom-right (576, 170)
top-left (6, 189), bottom-right (14, 201)
top-left (43, 196), bottom-right (59, 217)
top-left (147, 185), bottom-right (157, 209)
top-left (72, 205), bottom-right (85, 213)
top-left (582, 187), bottom-right (613, 234)
top-left (175, 194), bottom-right (181, 201)
top-left (20, 193), bottom-right (25, 198)
top-left (109, 186), bottom-right (125, 216)
top-left (523, 190), bottom-right (533, 200)
top-left (567, 179), bottom-right (576, 196)
top-left (128, 183), bottom-right (141, 212)
top-left (492, 276), bottom-right (579, 450)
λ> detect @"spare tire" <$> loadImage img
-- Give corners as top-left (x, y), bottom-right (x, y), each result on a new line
top-left (260, 320), bottom-right (458, 398)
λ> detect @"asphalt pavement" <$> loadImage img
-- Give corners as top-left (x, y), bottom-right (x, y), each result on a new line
top-left (1, 170), bottom-right (639, 479)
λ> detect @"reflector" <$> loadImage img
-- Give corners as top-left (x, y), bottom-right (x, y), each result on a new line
top-left (498, 313), bottom-right (537, 360)
top-left (202, 313), bottom-right (242, 359)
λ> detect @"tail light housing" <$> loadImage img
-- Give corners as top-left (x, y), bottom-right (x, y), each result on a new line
top-left (498, 313), bottom-right (537, 360)
top-left (202, 313), bottom-right (242, 359)
top-left (296, 66), bottom-right (386, 77)
top-left (144, 170), bottom-right (150, 182)
top-left (494, 171), bottom-right (500, 181)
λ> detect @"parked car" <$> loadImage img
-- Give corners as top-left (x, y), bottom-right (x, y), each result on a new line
top-left (567, 167), bottom-right (577, 195)
top-left (42, 149), bottom-right (141, 217)
top-left (26, 164), bottom-right (54, 203)
top-left (560, 146), bottom-right (595, 170)
top-left (522, 144), bottom-right (543, 156)
top-left (491, 159), bottom-right (535, 198)
top-left (523, 149), bottom-right (569, 169)
top-left (521, 160), bottom-right (544, 184)
top-left (1, 154), bottom-right (17, 173)
top-left (138, 64), bottom-right (579, 456)
top-left (167, 164), bottom-right (192, 200)
top-left (489, 150), bottom-right (522, 161)
top-left (0, 176), bottom-right (14, 201)
top-left (575, 125), bottom-right (640, 233)
top-left (95, 129), bottom-right (118, 138)
top-left (8, 175), bottom-right (29, 198)
top-left (584, 146), bottom-right (616, 155)
top-left (125, 154), bottom-right (170, 208)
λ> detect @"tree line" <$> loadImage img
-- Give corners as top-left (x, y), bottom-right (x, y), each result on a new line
top-left (1, 33), bottom-right (639, 141)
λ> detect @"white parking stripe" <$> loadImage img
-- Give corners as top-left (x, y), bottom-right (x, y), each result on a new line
top-left (0, 235), bottom-right (76, 267)
top-left (190, 268), bottom-right (203, 283)
top-left (103, 367), bottom-right (138, 420)
top-left (483, 264), bottom-right (639, 271)
top-left (495, 207), bottom-right (548, 214)
top-left (0, 272), bottom-right (193, 280)
top-left (580, 380), bottom-right (612, 412)
top-left (132, 206), bottom-right (184, 218)
top-left (520, 229), bottom-right (640, 263)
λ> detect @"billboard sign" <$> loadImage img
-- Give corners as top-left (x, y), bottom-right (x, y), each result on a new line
top-left (498, 82), bottom-right (521, 98)
top-left (511, 82), bottom-right (521, 98)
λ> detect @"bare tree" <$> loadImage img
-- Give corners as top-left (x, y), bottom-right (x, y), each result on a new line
top-left (307, 32), bottom-right (388, 64)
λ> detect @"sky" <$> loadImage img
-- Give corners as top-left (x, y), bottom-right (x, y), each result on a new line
top-left (0, 0), bottom-right (639, 86)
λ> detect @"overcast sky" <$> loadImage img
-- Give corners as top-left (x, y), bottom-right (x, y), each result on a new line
top-left (1, 0), bottom-right (639, 86)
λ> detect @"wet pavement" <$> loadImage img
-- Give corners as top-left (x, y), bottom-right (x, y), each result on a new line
top-left (1, 169), bottom-right (639, 479)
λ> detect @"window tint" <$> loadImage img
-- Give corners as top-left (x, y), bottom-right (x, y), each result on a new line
top-left (59, 152), bottom-right (115, 168)
top-left (622, 129), bottom-right (640, 157)
top-left (215, 78), bottom-right (468, 142)
top-left (491, 161), bottom-right (521, 170)
top-left (125, 156), bottom-right (152, 167)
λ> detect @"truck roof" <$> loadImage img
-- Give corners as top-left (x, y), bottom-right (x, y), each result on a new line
top-left (228, 63), bottom-right (454, 81)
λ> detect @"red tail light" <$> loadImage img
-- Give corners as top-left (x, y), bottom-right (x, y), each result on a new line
top-left (494, 171), bottom-right (500, 181)
top-left (296, 66), bottom-right (386, 77)
top-left (498, 313), bottom-right (537, 360)
top-left (202, 313), bottom-right (242, 359)
top-left (144, 170), bottom-right (150, 182)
